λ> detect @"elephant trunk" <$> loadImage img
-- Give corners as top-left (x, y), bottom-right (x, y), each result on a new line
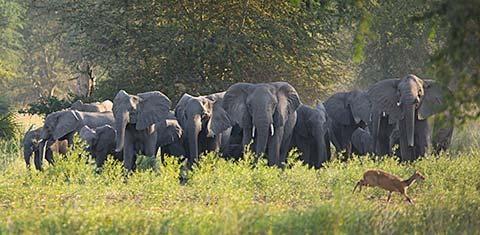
top-left (253, 124), bottom-right (270, 156)
top-left (405, 104), bottom-right (415, 147)
top-left (115, 111), bottom-right (129, 152)
top-left (316, 132), bottom-right (328, 168)
top-left (35, 140), bottom-right (48, 170)
top-left (186, 114), bottom-right (202, 162)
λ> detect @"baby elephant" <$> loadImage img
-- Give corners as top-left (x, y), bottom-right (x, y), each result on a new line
top-left (353, 169), bottom-right (425, 203)
top-left (23, 127), bottom-right (68, 170)
top-left (80, 125), bottom-right (122, 168)
top-left (351, 127), bottom-right (374, 156)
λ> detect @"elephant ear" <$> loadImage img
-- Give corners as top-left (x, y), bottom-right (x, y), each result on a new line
top-left (324, 92), bottom-right (351, 125)
top-left (418, 80), bottom-right (448, 120)
top-left (273, 82), bottom-right (301, 125)
top-left (53, 110), bottom-right (81, 140)
top-left (347, 90), bottom-right (372, 125)
top-left (158, 117), bottom-right (183, 146)
top-left (79, 125), bottom-right (97, 145)
top-left (367, 79), bottom-right (402, 124)
top-left (207, 93), bottom-right (233, 136)
top-left (174, 93), bottom-right (193, 127)
top-left (136, 91), bottom-right (172, 130)
top-left (223, 83), bottom-right (254, 128)
top-left (70, 100), bottom-right (83, 110)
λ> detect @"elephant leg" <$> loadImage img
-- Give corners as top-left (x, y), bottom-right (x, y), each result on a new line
top-left (414, 118), bottom-right (430, 160)
top-left (33, 150), bottom-right (42, 171)
top-left (377, 117), bottom-right (395, 156)
top-left (45, 148), bottom-right (55, 165)
top-left (123, 131), bottom-right (136, 171)
top-left (241, 127), bottom-right (253, 152)
top-left (324, 132), bottom-right (332, 162)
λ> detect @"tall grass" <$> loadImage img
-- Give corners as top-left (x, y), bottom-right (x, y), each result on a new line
top-left (0, 140), bottom-right (479, 234)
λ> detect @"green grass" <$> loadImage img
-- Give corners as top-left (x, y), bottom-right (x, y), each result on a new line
top-left (0, 138), bottom-right (480, 234)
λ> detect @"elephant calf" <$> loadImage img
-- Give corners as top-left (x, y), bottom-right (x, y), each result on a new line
top-left (23, 127), bottom-right (68, 170)
top-left (80, 125), bottom-right (122, 168)
top-left (290, 104), bottom-right (331, 168)
top-left (351, 127), bottom-right (374, 156)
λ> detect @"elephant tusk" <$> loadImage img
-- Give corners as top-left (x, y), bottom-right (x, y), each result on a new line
top-left (382, 112), bottom-right (386, 117)
top-left (252, 126), bottom-right (256, 138)
top-left (397, 101), bottom-right (401, 107)
top-left (42, 140), bottom-right (48, 162)
top-left (70, 110), bottom-right (80, 121)
top-left (270, 124), bottom-right (274, 136)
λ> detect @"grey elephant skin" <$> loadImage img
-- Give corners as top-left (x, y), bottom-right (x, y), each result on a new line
top-left (368, 74), bottom-right (447, 161)
top-left (351, 127), bottom-right (374, 156)
top-left (37, 110), bottom-right (114, 169)
top-left (156, 112), bottom-right (186, 160)
top-left (324, 90), bottom-right (372, 157)
top-left (23, 127), bottom-right (68, 170)
top-left (222, 82), bottom-right (301, 166)
top-left (70, 100), bottom-right (113, 112)
top-left (290, 104), bottom-right (331, 168)
top-left (80, 125), bottom-right (122, 168)
top-left (175, 92), bottom-right (231, 164)
top-left (112, 90), bottom-right (171, 171)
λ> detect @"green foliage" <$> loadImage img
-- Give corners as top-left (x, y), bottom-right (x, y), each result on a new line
top-left (0, 97), bottom-right (19, 139)
top-left (0, 140), bottom-right (479, 233)
top-left (19, 96), bottom-right (72, 117)
top-left (0, 0), bottom-right (25, 79)
top-left (36, 0), bottom-right (357, 103)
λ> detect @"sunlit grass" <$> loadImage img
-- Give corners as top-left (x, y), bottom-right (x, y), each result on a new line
top-left (0, 137), bottom-right (479, 234)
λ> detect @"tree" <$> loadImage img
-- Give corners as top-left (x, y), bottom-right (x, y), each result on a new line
top-left (35, 0), bottom-right (356, 103)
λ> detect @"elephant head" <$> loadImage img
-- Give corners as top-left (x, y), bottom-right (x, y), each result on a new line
top-left (157, 112), bottom-right (184, 148)
top-left (174, 92), bottom-right (231, 161)
top-left (367, 74), bottom-right (446, 148)
top-left (40, 110), bottom-right (82, 141)
top-left (23, 126), bottom-right (41, 168)
top-left (112, 90), bottom-right (171, 152)
top-left (351, 127), bottom-right (374, 155)
top-left (294, 104), bottom-right (330, 167)
top-left (79, 124), bottom-right (119, 167)
top-left (223, 82), bottom-right (301, 156)
top-left (324, 90), bottom-right (372, 128)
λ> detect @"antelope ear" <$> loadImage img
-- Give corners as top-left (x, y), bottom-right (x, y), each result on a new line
top-left (136, 91), bottom-right (171, 130)
top-left (367, 79), bottom-right (402, 124)
top-left (223, 83), bottom-right (254, 128)
top-left (174, 93), bottom-right (193, 127)
top-left (418, 80), bottom-right (448, 120)
top-left (53, 110), bottom-right (80, 140)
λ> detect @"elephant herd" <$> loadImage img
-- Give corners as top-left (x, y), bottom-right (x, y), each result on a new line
top-left (23, 74), bottom-right (453, 171)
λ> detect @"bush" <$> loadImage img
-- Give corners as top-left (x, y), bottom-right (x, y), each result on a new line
top-left (0, 140), bottom-right (479, 233)
top-left (18, 96), bottom-right (72, 117)
top-left (0, 96), bottom-right (19, 139)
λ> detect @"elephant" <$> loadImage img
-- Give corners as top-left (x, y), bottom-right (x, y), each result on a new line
top-left (23, 126), bottom-right (68, 170)
top-left (388, 119), bottom-right (431, 159)
top-left (37, 109), bottom-right (114, 169)
top-left (431, 112), bottom-right (454, 154)
top-left (174, 92), bottom-right (232, 164)
top-left (324, 90), bottom-right (372, 157)
top-left (221, 82), bottom-right (301, 166)
top-left (112, 90), bottom-right (171, 171)
top-left (156, 112), bottom-right (186, 159)
top-left (70, 100), bottom-right (113, 112)
top-left (290, 104), bottom-right (331, 168)
top-left (367, 74), bottom-right (446, 161)
top-left (79, 125), bottom-right (122, 168)
top-left (350, 127), bottom-right (374, 156)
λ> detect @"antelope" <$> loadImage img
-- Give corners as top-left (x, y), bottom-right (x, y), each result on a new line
top-left (353, 169), bottom-right (425, 203)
